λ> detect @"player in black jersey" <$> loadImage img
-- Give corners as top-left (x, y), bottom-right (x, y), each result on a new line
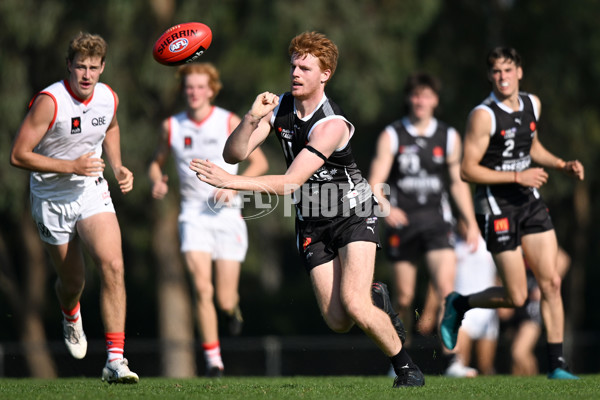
top-left (369, 72), bottom-right (480, 375)
top-left (190, 31), bottom-right (423, 387)
top-left (441, 47), bottom-right (584, 380)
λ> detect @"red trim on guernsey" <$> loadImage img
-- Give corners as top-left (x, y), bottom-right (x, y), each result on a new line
top-left (167, 117), bottom-right (173, 147)
top-left (187, 106), bottom-right (215, 127)
top-left (29, 92), bottom-right (58, 131)
top-left (104, 83), bottom-right (117, 114)
top-left (64, 79), bottom-right (94, 105)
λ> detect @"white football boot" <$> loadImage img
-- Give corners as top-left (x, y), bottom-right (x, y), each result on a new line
top-left (62, 316), bottom-right (87, 359)
top-left (101, 358), bottom-right (139, 384)
top-left (445, 359), bottom-right (478, 378)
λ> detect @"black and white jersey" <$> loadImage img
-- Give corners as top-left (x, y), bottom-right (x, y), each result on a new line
top-left (271, 92), bottom-right (372, 220)
top-left (385, 117), bottom-right (454, 221)
top-left (473, 92), bottom-right (540, 215)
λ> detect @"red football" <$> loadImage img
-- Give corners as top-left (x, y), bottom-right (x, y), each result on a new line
top-left (152, 22), bottom-right (212, 66)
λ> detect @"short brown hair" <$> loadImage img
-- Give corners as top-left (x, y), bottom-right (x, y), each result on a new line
top-left (176, 62), bottom-right (222, 101)
top-left (66, 32), bottom-right (108, 63)
top-left (289, 31), bottom-right (339, 79)
top-left (486, 46), bottom-right (522, 70)
top-left (403, 73), bottom-right (441, 98)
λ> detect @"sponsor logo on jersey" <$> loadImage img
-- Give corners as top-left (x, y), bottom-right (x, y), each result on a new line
top-left (493, 217), bottom-right (509, 233)
top-left (432, 146), bottom-right (444, 163)
top-left (37, 222), bottom-right (52, 238)
top-left (184, 136), bottom-right (192, 148)
top-left (303, 237), bottom-right (312, 250)
top-left (278, 127), bottom-right (294, 139)
top-left (91, 116), bottom-right (107, 126)
top-left (399, 144), bottom-right (419, 154)
top-left (71, 117), bottom-right (81, 134)
top-left (530, 121), bottom-right (536, 132)
top-left (500, 127), bottom-right (517, 139)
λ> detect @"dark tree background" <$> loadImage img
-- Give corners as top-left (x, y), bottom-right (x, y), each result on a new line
top-left (1, 0), bottom-right (598, 377)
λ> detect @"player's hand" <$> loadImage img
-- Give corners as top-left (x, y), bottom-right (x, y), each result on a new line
top-left (73, 152), bottom-right (105, 176)
top-left (247, 92), bottom-right (279, 121)
top-left (516, 167), bottom-right (548, 188)
top-left (563, 160), bottom-right (584, 181)
top-left (385, 206), bottom-right (409, 227)
top-left (464, 223), bottom-right (480, 253)
top-left (115, 165), bottom-right (134, 194)
top-left (152, 175), bottom-right (169, 199)
top-left (190, 158), bottom-right (234, 189)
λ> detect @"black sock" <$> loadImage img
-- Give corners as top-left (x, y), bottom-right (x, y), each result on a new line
top-left (547, 342), bottom-right (564, 371)
top-left (390, 347), bottom-right (414, 375)
top-left (453, 294), bottom-right (471, 313)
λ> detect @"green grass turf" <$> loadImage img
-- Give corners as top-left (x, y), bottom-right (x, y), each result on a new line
top-left (0, 375), bottom-right (598, 400)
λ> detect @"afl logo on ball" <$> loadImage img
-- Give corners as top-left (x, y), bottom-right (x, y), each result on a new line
top-left (169, 38), bottom-right (189, 53)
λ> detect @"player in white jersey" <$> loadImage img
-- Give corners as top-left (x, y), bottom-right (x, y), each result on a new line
top-left (10, 32), bottom-right (138, 383)
top-left (148, 62), bottom-right (267, 377)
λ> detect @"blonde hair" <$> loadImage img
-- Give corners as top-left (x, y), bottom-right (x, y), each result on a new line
top-left (66, 32), bottom-right (108, 63)
top-left (289, 31), bottom-right (338, 79)
top-left (176, 62), bottom-right (222, 101)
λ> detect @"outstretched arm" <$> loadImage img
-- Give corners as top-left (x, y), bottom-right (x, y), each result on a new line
top-left (193, 118), bottom-right (351, 195)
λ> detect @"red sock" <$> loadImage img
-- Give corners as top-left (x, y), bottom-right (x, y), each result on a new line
top-left (202, 341), bottom-right (223, 369)
top-left (105, 332), bottom-right (125, 363)
top-left (61, 302), bottom-right (81, 323)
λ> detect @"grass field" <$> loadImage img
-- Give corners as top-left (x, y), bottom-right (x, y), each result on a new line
top-left (0, 375), bottom-right (599, 400)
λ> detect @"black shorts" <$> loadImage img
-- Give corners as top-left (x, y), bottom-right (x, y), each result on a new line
top-left (477, 196), bottom-right (554, 254)
top-left (384, 210), bottom-right (454, 263)
top-left (296, 210), bottom-right (381, 272)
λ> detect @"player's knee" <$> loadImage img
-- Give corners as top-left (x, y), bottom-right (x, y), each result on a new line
top-left (539, 274), bottom-right (562, 298)
top-left (323, 313), bottom-right (353, 333)
top-left (103, 258), bottom-right (125, 279)
top-left (397, 293), bottom-right (413, 310)
top-left (195, 281), bottom-right (215, 302)
top-left (509, 290), bottom-right (528, 308)
top-left (215, 293), bottom-right (237, 312)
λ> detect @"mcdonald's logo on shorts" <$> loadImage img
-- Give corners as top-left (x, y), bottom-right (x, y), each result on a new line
top-left (493, 217), bottom-right (509, 233)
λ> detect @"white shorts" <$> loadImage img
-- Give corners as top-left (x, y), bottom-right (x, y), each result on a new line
top-left (460, 308), bottom-right (499, 340)
top-left (30, 177), bottom-right (115, 245)
top-left (178, 207), bottom-right (248, 261)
